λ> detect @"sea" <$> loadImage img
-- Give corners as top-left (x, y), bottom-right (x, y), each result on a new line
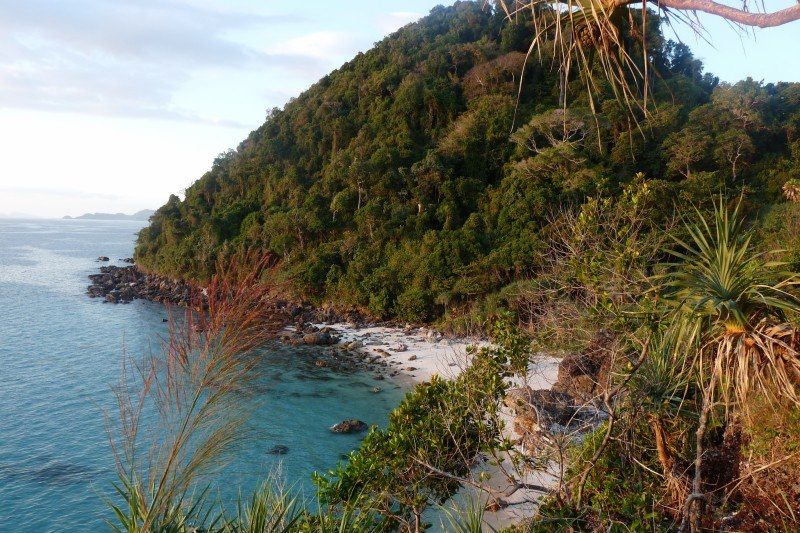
top-left (0, 218), bottom-right (405, 532)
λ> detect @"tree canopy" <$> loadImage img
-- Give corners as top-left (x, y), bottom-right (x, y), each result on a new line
top-left (135, 1), bottom-right (800, 323)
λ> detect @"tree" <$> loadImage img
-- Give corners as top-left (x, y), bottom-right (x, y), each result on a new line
top-left (663, 127), bottom-right (712, 179)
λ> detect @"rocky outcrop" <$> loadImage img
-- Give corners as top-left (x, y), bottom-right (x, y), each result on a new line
top-left (330, 419), bottom-right (368, 434)
top-left (303, 331), bottom-right (340, 345)
top-left (506, 331), bottom-right (616, 451)
top-left (87, 265), bottom-right (193, 305)
top-left (552, 330), bottom-right (615, 402)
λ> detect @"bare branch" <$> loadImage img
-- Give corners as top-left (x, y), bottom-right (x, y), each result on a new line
top-left (655, 0), bottom-right (800, 28)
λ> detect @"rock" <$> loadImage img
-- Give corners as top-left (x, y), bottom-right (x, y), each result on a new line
top-left (391, 343), bottom-right (408, 352)
top-left (267, 445), bottom-right (289, 455)
top-left (552, 330), bottom-right (615, 402)
top-left (371, 387), bottom-right (382, 393)
top-left (375, 349), bottom-right (391, 357)
top-left (97, 256), bottom-right (110, 262)
top-left (405, 366), bottom-right (417, 371)
top-left (122, 258), bottom-right (135, 264)
top-left (346, 340), bottom-right (363, 350)
top-left (330, 419), bottom-right (368, 434)
top-left (86, 264), bottom-right (195, 306)
top-left (504, 388), bottom-right (577, 427)
top-left (373, 374), bottom-right (385, 380)
top-left (314, 360), bottom-right (328, 367)
top-left (303, 332), bottom-right (338, 345)
top-left (408, 355), bottom-right (418, 361)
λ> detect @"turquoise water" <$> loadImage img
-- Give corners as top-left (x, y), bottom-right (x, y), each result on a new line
top-left (0, 219), bottom-right (405, 532)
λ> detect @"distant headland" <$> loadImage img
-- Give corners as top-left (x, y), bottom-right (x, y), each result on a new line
top-left (63, 209), bottom-right (154, 221)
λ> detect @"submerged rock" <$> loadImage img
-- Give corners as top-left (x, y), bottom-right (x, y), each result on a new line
top-left (267, 445), bottom-right (289, 455)
top-left (330, 419), bottom-right (368, 434)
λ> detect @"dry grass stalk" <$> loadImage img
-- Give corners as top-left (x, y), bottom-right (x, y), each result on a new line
top-left (107, 253), bottom-right (287, 532)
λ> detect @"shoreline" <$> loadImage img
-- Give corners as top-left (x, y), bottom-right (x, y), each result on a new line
top-left (287, 321), bottom-right (563, 530)
top-left (87, 262), bottom-right (564, 529)
top-left (314, 322), bottom-right (490, 385)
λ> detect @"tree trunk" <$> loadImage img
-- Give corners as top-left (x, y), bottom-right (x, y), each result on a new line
top-left (649, 414), bottom-right (674, 474)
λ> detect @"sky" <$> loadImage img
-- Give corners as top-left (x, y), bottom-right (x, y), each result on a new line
top-left (0, 0), bottom-right (798, 218)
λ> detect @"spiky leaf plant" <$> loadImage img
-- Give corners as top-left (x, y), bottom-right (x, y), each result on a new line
top-left (663, 198), bottom-right (800, 413)
top-left (784, 178), bottom-right (800, 203)
top-left (439, 498), bottom-right (494, 533)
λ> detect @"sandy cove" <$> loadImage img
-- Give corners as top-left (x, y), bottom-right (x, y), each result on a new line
top-left (299, 321), bottom-right (563, 530)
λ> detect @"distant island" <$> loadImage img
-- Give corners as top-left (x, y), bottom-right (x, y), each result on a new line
top-left (63, 209), bottom-right (154, 221)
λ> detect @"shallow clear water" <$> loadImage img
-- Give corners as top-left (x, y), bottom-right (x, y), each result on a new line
top-left (0, 219), bottom-right (405, 532)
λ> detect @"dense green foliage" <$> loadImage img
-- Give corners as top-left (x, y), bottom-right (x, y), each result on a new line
top-left (135, 0), bottom-right (800, 324)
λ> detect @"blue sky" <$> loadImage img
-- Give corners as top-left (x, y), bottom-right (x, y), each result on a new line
top-left (0, 0), bottom-right (798, 218)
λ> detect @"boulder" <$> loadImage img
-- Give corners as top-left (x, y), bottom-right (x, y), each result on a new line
top-left (391, 343), bottom-right (408, 352)
top-left (504, 387), bottom-right (577, 427)
top-left (97, 256), bottom-right (110, 262)
top-left (303, 332), bottom-right (339, 345)
top-left (552, 330), bottom-right (615, 402)
top-left (330, 419), bottom-right (368, 434)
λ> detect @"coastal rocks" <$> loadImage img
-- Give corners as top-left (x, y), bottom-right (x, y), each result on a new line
top-left (302, 331), bottom-right (340, 346)
top-left (391, 342), bottom-right (408, 352)
top-left (345, 340), bottom-right (363, 350)
top-left (503, 332), bottom-right (617, 453)
top-left (408, 355), bottom-right (418, 361)
top-left (330, 419), bottom-right (368, 434)
top-left (96, 256), bottom-right (109, 262)
top-left (86, 265), bottom-right (193, 305)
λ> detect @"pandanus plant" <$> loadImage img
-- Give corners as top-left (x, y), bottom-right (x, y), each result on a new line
top-left (653, 198), bottom-right (800, 529)
top-left (663, 198), bottom-right (800, 413)
top-left (784, 178), bottom-right (800, 203)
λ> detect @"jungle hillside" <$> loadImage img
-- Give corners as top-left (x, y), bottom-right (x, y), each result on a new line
top-left (134, 0), bottom-right (800, 326)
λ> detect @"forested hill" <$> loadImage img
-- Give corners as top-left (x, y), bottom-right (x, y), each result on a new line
top-left (135, 0), bottom-right (800, 323)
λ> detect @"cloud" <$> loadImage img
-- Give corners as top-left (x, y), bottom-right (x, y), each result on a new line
top-left (0, 0), bottom-right (314, 122)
